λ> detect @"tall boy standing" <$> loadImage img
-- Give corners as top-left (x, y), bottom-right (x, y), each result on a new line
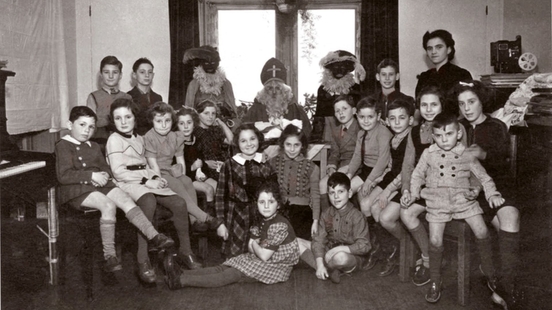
top-left (127, 58), bottom-right (163, 136)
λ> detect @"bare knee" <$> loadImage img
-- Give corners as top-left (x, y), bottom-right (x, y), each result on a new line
top-left (429, 235), bottom-right (443, 248)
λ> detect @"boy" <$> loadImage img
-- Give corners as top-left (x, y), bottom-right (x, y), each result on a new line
top-left (319, 94), bottom-right (360, 212)
top-left (406, 111), bottom-right (504, 303)
top-left (298, 172), bottom-right (371, 284)
top-left (128, 57), bottom-right (163, 136)
top-left (86, 56), bottom-right (132, 141)
top-left (371, 59), bottom-right (417, 123)
top-left (360, 99), bottom-right (413, 277)
top-left (55, 106), bottom-right (173, 272)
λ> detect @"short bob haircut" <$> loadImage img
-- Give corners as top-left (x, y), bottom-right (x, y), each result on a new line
top-left (69, 106), bottom-right (97, 123)
top-left (175, 107), bottom-right (200, 130)
top-left (108, 98), bottom-right (139, 131)
top-left (232, 122), bottom-right (265, 150)
top-left (449, 80), bottom-right (494, 113)
top-left (278, 124), bottom-right (308, 157)
top-left (422, 29), bottom-right (456, 61)
top-left (147, 101), bottom-right (176, 125)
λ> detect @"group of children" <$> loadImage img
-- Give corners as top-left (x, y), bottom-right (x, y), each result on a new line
top-left (54, 28), bottom-right (522, 310)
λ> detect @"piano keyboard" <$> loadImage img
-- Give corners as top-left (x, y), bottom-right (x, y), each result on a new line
top-left (0, 161), bottom-right (46, 179)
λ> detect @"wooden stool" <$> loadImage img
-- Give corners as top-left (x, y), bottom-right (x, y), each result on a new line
top-left (400, 219), bottom-right (472, 306)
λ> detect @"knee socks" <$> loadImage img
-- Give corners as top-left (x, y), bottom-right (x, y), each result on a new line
top-left (429, 244), bottom-right (444, 284)
top-left (99, 218), bottom-right (117, 259)
top-left (126, 207), bottom-right (158, 240)
top-left (499, 230), bottom-right (520, 292)
top-left (409, 223), bottom-right (430, 264)
top-left (476, 235), bottom-right (495, 279)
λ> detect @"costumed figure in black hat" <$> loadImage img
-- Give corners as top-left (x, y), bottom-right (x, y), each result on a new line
top-left (310, 50), bottom-right (365, 143)
top-left (183, 45), bottom-right (239, 127)
top-left (242, 58), bottom-right (312, 142)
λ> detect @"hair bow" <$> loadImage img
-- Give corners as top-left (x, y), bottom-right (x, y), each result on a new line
top-left (459, 81), bottom-right (474, 87)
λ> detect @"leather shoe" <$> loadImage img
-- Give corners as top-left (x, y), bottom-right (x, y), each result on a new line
top-left (149, 233), bottom-right (175, 252)
top-left (178, 253), bottom-right (203, 270)
top-left (206, 215), bottom-right (224, 230)
top-left (378, 245), bottom-right (398, 277)
top-left (104, 256), bottom-right (122, 272)
top-left (361, 242), bottom-right (381, 270)
top-left (192, 221), bottom-right (209, 232)
top-left (329, 269), bottom-right (341, 284)
top-left (164, 253), bottom-right (183, 290)
top-left (412, 264), bottom-right (431, 286)
top-left (425, 280), bottom-right (442, 303)
top-left (138, 260), bottom-right (156, 283)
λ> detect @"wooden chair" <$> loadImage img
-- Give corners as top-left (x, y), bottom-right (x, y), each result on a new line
top-left (400, 219), bottom-right (472, 306)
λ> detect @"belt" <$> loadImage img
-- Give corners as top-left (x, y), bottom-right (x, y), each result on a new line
top-left (127, 164), bottom-right (146, 170)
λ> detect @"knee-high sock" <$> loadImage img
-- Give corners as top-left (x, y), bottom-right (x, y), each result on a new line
top-left (179, 265), bottom-right (243, 287)
top-left (476, 236), bottom-right (495, 279)
top-left (136, 194), bottom-right (157, 264)
top-left (409, 223), bottom-right (430, 260)
top-left (499, 230), bottom-right (519, 291)
top-left (429, 244), bottom-right (444, 284)
top-left (99, 218), bottom-right (117, 259)
top-left (157, 195), bottom-right (192, 256)
top-left (126, 207), bottom-right (158, 240)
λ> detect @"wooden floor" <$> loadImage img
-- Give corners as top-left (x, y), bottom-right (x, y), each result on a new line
top-left (2, 129), bottom-right (552, 310)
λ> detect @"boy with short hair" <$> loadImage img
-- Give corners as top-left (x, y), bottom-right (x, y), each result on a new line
top-left (298, 172), bottom-right (371, 284)
top-left (406, 111), bottom-right (504, 303)
top-left (371, 59), bottom-right (418, 123)
top-left (55, 106), bottom-right (174, 272)
top-left (86, 56), bottom-right (132, 141)
top-left (128, 57), bottom-right (163, 136)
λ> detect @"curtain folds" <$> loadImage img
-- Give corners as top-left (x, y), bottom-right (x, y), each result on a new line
top-left (359, 0), bottom-right (399, 96)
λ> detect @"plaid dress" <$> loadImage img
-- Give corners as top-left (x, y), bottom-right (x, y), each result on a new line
top-left (223, 214), bottom-right (300, 284)
top-left (215, 153), bottom-right (276, 257)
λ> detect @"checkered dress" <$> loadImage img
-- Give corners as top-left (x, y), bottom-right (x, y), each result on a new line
top-left (224, 214), bottom-right (300, 284)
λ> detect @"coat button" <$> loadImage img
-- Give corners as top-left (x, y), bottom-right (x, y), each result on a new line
top-left (440, 165), bottom-right (444, 169)
top-left (82, 163), bottom-right (87, 167)
top-left (452, 166), bottom-right (456, 170)
top-left (76, 147), bottom-right (80, 151)
top-left (78, 157), bottom-right (83, 160)
top-left (441, 154), bottom-right (445, 158)
top-left (440, 173), bottom-right (444, 176)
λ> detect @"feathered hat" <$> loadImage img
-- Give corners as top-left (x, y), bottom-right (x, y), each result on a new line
top-left (183, 45), bottom-right (221, 64)
top-left (260, 58), bottom-right (287, 85)
top-left (319, 50), bottom-right (366, 83)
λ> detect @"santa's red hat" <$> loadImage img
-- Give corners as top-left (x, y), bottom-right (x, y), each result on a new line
top-left (260, 58), bottom-right (287, 85)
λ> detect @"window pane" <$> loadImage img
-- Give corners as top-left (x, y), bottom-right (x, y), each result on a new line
top-left (218, 10), bottom-right (275, 107)
top-left (297, 9), bottom-right (356, 107)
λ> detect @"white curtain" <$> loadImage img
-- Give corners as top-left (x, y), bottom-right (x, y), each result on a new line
top-left (0, 0), bottom-right (69, 134)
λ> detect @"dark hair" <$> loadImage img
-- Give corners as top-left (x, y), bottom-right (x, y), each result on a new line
top-left (100, 55), bottom-right (123, 71)
top-left (233, 122), bottom-right (264, 149)
top-left (278, 124), bottom-right (308, 157)
top-left (417, 85), bottom-right (458, 116)
top-left (251, 179), bottom-right (290, 223)
top-left (376, 58), bottom-right (399, 74)
top-left (449, 80), bottom-right (493, 113)
top-left (195, 99), bottom-right (218, 115)
top-left (356, 96), bottom-right (380, 115)
top-left (432, 110), bottom-right (459, 130)
top-left (387, 99), bottom-right (414, 117)
top-left (69, 106), bottom-right (97, 122)
top-left (108, 98), bottom-right (139, 130)
top-left (175, 107), bottom-right (199, 130)
top-left (147, 101), bottom-right (176, 125)
top-left (333, 94), bottom-right (356, 109)
top-left (132, 57), bottom-right (154, 72)
top-left (327, 172), bottom-right (351, 191)
top-left (422, 29), bottom-right (456, 61)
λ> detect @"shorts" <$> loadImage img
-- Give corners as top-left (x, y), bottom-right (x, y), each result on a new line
top-left (422, 187), bottom-right (483, 223)
top-left (67, 186), bottom-right (116, 210)
top-left (478, 177), bottom-right (519, 223)
top-left (356, 165), bottom-right (373, 182)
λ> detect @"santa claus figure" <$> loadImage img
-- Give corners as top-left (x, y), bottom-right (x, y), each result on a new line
top-left (183, 45), bottom-right (238, 127)
top-left (311, 50), bottom-right (365, 142)
top-left (242, 57), bottom-right (312, 140)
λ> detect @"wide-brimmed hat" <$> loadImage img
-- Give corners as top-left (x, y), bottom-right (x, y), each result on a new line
top-left (183, 45), bottom-right (221, 64)
top-left (319, 50), bottom-right (366, 82)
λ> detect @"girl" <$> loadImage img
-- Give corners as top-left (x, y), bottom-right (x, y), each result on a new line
top-left (165, 181), bottom-right (299, 290)
top-left (269, 124), bottom-right (320, 240)
top-left (453, 80), bottom-right (523, 310)
top-left (415, 29), bottom-right (472, 98)
top-left (193, 99), bottom-right (234, 182)
top-left (106, 98), bottom-right (201, 284)
top-left (215, 123), bottom-right (277, 258)
top-left (176, 107), bottom-right (217, 216)
top-left (143, 102), bottom-right (222, 231)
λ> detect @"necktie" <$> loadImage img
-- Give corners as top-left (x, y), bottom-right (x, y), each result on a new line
top-left (341, 126), bottom-right (347, 138)
top-left (360, 130), bottom-right (368, 162)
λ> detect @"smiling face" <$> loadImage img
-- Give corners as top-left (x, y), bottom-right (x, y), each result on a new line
top-left (152, 113), bottom-right (172, 136)
top-left (177, 114), bottom-right (194, 138)
top-left (458, 90), bottom-right (486, 125)
top-left (376, 66), bottom-right (399, 90)
top-left (198, 106), bottom-right (217, 128)
top-left (326, 61), bottom-right (353, 79)
top-left (432, 123), bottom-right (462, 151)
top-left (419, 94), bottom-right (443, 122)
top-left (425, 37), bottom-right (451, 67)
top-left (387, 108), bottom-right (412, 135)
top-left (68, 116), bottom-right (96, 143)
top-left (257, 191), bottom-right (279, 219)
top-left (101, 64), bottom-right (122, 88)
top-left (356, 107), bottom-right (379, 131)
top-left (133, 63), bottom-right (154, 87)
top-left (283, 135), bottom-right (302, 160)
top-left (238, 129), bottom-right (259, 158)
top-left (334, 100), bottom-right (356, 125)
top-left (112, 107), bottom-right (135, 135)
top-left (328, 184), bottom-right (352, 210)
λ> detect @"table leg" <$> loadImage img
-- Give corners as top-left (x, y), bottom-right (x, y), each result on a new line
top-left (47, 186), bottom-right (59, 285)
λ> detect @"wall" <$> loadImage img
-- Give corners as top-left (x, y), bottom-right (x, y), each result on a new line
top-left (503, 0), bottom-right (552, 73)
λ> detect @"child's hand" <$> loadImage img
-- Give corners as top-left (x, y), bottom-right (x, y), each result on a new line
top-left (248, 238), bottom-right (258, 253)
top-left (361, 180), bottom-right (373, 196)
top-left (464, 187), bottom-right (481, 201)
top-left (400, 190), bottom-right (412, 208)
top-left (326, 167), bottom-right (336, 176)
top-left (205, 160), bottom-right (219, 170)
top-left (195, 168), bottom-right (207, 182)
top-left (376, 189), bottom-right (391, 209)
top-left (217, 224), bottom-right (229, 240)
top-left (311, 220), bottom-right (318, 236)
top-left (145, 178), bottom-right (167, 189)
top-left (315, 264), bottom-right (329, 280)
top-left (488, 195), bottom-right (505, 208)
top-left (91, 172), bottom-right (109, 187)
top-left (191, 159), bottom-right (203, 171)
top-left (214, 118), bottom-right (223, 127)
top-left (465, 144), bottom-right (487, 160)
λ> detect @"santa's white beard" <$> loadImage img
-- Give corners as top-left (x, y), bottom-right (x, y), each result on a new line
top-left (193, 66), bottom-right (227, 96)
top-left (256, 88), bottom-right (293, 119)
